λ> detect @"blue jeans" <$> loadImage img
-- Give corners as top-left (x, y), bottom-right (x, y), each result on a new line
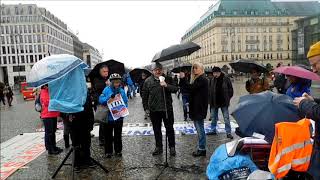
top-left (127, 85), bottom-right (136, 97)
top-left (182, 94), bottom-right (189, 120)
top-left (211, 106), bottom-right (231, 133)
top-left (193, 119), bottom-right (206, 150)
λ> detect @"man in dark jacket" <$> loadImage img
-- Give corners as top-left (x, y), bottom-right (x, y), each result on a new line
top-left (179, 71), bottom-right (191, 121)
top-left (142, 62), bottom-right (178, 156)
top-left (207, 67), bottom-right (234, 139)
top-left (293, 41), bottom-right (320, 179)
top-left (92, 65), bottom-right (109, 146)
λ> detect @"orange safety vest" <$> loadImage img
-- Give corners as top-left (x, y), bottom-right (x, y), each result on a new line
top-left (268, 119), bottom-right (313, 178)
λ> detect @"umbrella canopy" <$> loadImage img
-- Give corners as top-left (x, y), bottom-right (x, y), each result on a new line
top-left (231, 91), bottom-right (301, 143)
top-left (229, 59), bottom-right (268, 73)
top-left (88, 59), bottom-right (125, 80)
top-left (129, 68), bottom-right (152, 83)
top-left (171, 63), bottom-right (192, 73)
top-left (152, 42), bottom-right (201, 62)
top-left (273, 65), bottom-right (320, 81)
top-left (27, 54), bottom-right (88, 87)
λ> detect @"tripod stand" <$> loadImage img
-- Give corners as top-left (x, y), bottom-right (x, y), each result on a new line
top-left (52, 146), bottom-right (109, 179)
top-left (154, 85), bottom-right (189, 178)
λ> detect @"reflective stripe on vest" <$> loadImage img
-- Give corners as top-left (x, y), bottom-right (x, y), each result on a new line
top-left (277, 156), bottom-right (312, 174)
top-left (269, 139), bottom-right (313, 170)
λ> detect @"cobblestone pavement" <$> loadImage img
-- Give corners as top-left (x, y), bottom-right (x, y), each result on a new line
top-left (3, 79), bottom-right (320, 179)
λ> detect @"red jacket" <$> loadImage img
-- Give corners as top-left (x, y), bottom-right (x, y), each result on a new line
top-left (40, 88), bottom-right (60, 119)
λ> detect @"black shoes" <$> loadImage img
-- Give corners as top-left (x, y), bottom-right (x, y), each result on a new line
top-left (115, 152), bottom-right (122, 157)
top-left (227, 133), bottom-right (234, 139)
top-left (99, 140), bottom-right (105, 146)
top-left (169, 147), bottom-right (176, 156)
top-left (105, 153), bottom-right (112, 158)
top-left (152, 147), bottom-right (163, 156)
top-left (207, 131), bottom-right (217, 135)
top-left (192, 150), bottom-right (206, 157)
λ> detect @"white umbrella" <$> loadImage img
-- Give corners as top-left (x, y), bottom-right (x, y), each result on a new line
top-left (27, 54), bottom-right (88, 87)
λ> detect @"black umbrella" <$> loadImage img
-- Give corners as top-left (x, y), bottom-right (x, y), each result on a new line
top-left (129, 68), bottom-right (152, 83)
top-left (171, 63), bottom-right (192, 73)
top-left (88, 59), bottom-right (125, 80)
top-left (229, 59), bottom-right (268, 73)
top-left (231, 91), bottom-right (301, 143)
top-left (152, 42), bottom-right (201, 62)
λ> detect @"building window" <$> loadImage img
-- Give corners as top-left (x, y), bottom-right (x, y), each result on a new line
top-left (12, 56), bottom-right (16, 64)
top-left (20, 45), bottom-right (24, 53)
top-left (13, 65), bottom-right (25, 72)
top-left (3, 56), bottom-right (6, 64)
top-left (267, 54), bottom-right (270, 59)
top-left (1, 46), bottom-right (5, 54)
top-left (222, 55), bottom-right (224, 61)
top-left (30, 55), bottom-right (34, 63)
top-left (33, 25), bottom-right (36, 33)
top-left (39, 54), bottom-right (42, 60)
top-left (11, 46), bottom-right (15, 54)
top-left (226, 55), bottom-right (228, 61)
top-left (21, 56), bottom-right (25, 63)
top-left (28, 6), bottom-right (32, 14)
top-left (269, 28), bottom-right (272, 33)
top-left (38, 45), bottom-right (42, 52)
top-left (29, 45), bottom-right (33, 53)
top-left (277, 28), bottom-right (281, 32)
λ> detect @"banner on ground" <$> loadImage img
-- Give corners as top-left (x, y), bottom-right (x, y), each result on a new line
top-left (107, 94), bottom-right (129, 120)
top-left (0, 131), bottom-right (63, 180)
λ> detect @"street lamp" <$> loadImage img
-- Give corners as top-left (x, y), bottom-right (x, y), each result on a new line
top-left (10, 34), bottom-right (22, 89)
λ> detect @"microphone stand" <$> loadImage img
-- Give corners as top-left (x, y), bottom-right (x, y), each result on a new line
top-left (154, 79), bottom-right (189, 179)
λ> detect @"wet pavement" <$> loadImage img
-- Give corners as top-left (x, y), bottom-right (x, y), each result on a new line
top-left (2, 78), bottom-right (320, 179)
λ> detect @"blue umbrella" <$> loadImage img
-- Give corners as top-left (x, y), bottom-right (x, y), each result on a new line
top-left (27, 54), bottom-right (87, 87)
top-left (231, 91), bottom-right (301, 143)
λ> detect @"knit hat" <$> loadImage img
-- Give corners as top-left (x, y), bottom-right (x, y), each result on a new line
top-left (307, 41), bottom-right (320, 58)
top-left (151, 62), bottom-right (163, 70)
top-left (212, 66), bottom-right (221, 73)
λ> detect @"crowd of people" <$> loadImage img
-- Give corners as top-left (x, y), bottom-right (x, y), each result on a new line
top-left (23, 41), bottom-right (320, 176)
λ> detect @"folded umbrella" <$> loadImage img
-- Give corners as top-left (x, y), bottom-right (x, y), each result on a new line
top-left (171, 63), bottom-right (192, 73)
top-left (273, 65), bottom-right (320, 81)
top-left (229, 59), bottom-right (267, 73)
top-left (129, 68), bottom-right (152, 83)
top-left (231, 91), bottom-right (301, 143)
top-left (152, 42), bottom-right (200, 62)
top-left (27, 54), bottom-right (87, 87)
top-left (88, 59), bottom-right (125, 81)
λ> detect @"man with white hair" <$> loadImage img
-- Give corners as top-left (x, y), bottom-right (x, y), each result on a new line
top-left (142, 62), bottom-right (178, 156)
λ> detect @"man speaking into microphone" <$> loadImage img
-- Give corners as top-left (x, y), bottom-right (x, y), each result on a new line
top-left (142, 62), bottom-right (178, 156)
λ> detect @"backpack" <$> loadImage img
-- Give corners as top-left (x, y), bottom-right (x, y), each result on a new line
top-left (35, 93), bottom-right (42, 112)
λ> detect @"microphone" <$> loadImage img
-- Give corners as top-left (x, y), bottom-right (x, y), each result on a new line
top-left (159, 76), bottom-right (165, 82)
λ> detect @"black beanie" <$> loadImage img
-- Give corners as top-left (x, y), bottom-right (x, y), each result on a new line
top-left (212, 66), bottom-right (221, 72)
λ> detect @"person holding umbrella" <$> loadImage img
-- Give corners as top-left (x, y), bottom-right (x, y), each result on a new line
top-left (293, 41), bottom-right (320, 179)
top-left (142, 62), bottom-right (178, 156)
top-left (245, 68), bottom-right (270, 94)
top-left (207, 67), bottom-right (234, 139)
top-left (286, 75), bottom-right (311, 99)
top-left (180, 62), bottom-right (208, 157)
top-left (92, 65), bottom-right (109, 146)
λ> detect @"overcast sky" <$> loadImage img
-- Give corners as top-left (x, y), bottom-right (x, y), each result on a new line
top-left (3, 1), bottom-right (216, 68)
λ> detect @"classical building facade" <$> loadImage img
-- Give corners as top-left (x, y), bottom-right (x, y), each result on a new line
top-left (82, 43), bottom-right (102, 68)
top-left (292, 14), bottom-right (320, 65)
top-left (180, 0), bottom-right (320, 71)
top-left (0, 4), bottom-right (74, 85)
